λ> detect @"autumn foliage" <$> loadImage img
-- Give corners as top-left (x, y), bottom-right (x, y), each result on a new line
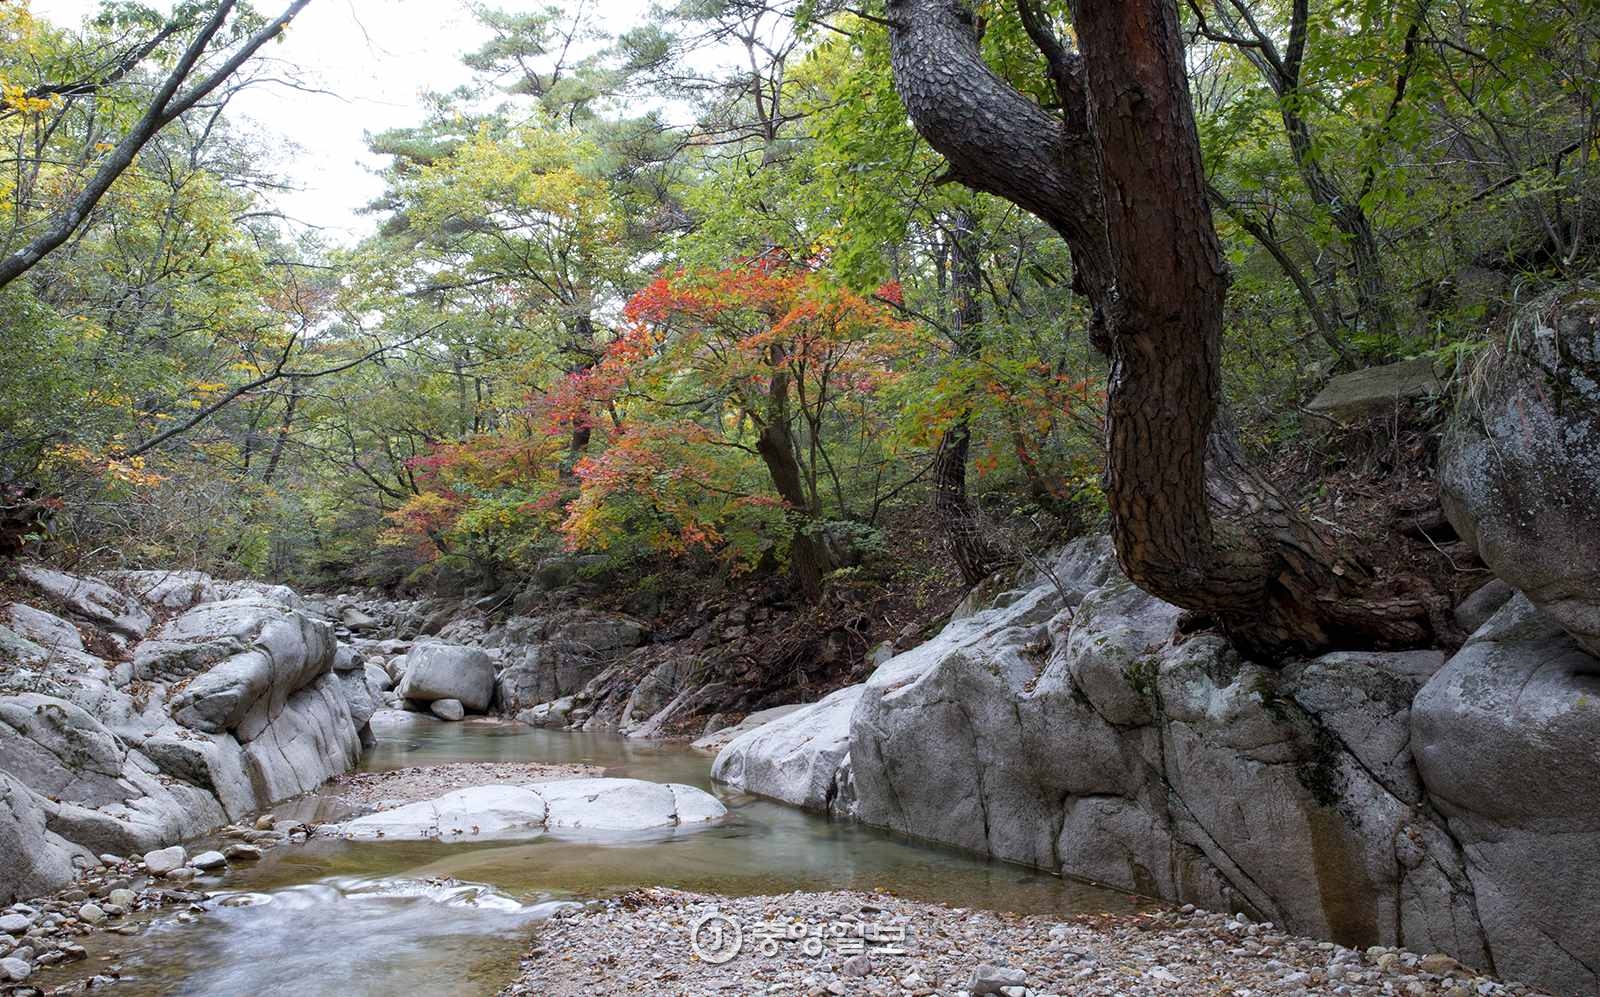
top-left (384, 259), bottom-right (920, 573)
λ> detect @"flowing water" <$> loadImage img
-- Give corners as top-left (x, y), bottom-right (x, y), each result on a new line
top-left (57, 715), bottom-right (1146, 996)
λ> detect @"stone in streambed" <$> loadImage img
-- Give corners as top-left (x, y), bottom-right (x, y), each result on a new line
top-left (841, 953), bottom-right (872, 977)
top-left (0, 956), bottom-right (31, 982)
top-left (191, 850), bottom-right (227, 870)
top-left (710, 686), bottom-right (860, 810)
top-left (690, 703), bottom-right (807, 753)
top-left (142, 846), bottom-right (185, 876)
top-left (76, 903), bottom-right (106, 925)
top-left (430, 698), bottom-right (465, 721)
top-left (223, 843), bottom-right (261, 861)
top-left (967, 964), bottom-right (1026, 994)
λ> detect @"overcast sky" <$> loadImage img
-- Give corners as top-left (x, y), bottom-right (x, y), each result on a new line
top-left (33, 0), bottom-right (653, 244)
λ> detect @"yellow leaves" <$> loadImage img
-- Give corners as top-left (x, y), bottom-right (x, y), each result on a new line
top-left (106, 455), bottom-right (163, 488)
top-left (42, 444), bottom-right (165, 489)
top-left (83, 387), bottom-right (132, 410)
top-left (0, 3), bottom-right (45, 61)
top-left (44, 442), bottom-right (96, 466)
top-left (0, 80), bottom-right (53, 115)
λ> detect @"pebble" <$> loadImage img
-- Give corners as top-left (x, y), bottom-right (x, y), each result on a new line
top-left (497, 889), bottom-right (1549, 997)
top-left (430, 698), bottom-right (465, 721)
top-left (970, 964), bottom-right (1027, 994)
top-left (0, 956), bottom-right (31, 981)
top-left (1422, 953), bottom-right (1468, 976)
top-left (191, 851), bottom-right (228, 871)
top-left (108, 889), bottom-right (136, 910)
top-left (840, 954), bottom-right (872, 977)
top-left (77, 903), bottom-right (106, 925)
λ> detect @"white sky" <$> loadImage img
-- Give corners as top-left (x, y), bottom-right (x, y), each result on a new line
top-left (33, 0), bottom-right (653, 244)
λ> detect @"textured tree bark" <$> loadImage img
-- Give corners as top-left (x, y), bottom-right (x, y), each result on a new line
top-left (885, 0), bottom-right (1436, 653)
top-left (755, 356), bottom-right (831, 602)
top-left (933, 209), bottom-right (1003, 587)
top-left (560, 314), bottom-right (600, 480)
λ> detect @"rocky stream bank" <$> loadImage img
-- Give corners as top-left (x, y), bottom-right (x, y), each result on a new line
top-left (2, 524), bottom-right (1596, 996)
top-left (499, 887), bottom-right (1545, 997)
top-left (710, 537), bottom-right (1600, 997)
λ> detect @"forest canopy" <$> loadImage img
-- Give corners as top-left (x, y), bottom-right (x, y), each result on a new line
top-left (1, 0), bottom-right (1595, 626)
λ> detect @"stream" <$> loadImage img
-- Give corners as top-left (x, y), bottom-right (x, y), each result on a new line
top-left (56, 714), bottom-right (1146, 996)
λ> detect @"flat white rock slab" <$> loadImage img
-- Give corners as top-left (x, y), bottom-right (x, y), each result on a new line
top-left (320, 778), bottom-right (727, 841)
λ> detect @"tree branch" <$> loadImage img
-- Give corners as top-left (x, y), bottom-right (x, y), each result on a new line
top-left (0, 0), bottom-right (313, 293)
top-left (125, 330), bottom-right (428, 458)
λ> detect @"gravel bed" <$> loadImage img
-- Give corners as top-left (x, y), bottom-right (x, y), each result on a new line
top-left (328, 762), bottom-right (603, 811)
top-left (498, 888), bottom-right (1555, 997)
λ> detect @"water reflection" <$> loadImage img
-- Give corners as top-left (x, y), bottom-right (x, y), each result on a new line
top-left (101, 879), bottom-right (562, 997)
top-left (58, 713), bottom-right (1146, 996)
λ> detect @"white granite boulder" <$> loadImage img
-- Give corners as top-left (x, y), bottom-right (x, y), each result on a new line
top-left (18, 565), bottom-right (151, 640)
top-left (397, 642), bottom-right (495, 712)
top-left (711, 687), bottom-right (861, 810)
top-left (1412, 595), bottom-right (1600, 994)
top-left (321, 778), bottom-right (726, 841)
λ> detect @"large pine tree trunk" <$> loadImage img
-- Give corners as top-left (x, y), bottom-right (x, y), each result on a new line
top-left (886, 0), bottom-right (1436, 653)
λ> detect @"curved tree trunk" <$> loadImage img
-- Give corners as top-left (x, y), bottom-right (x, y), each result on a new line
top-left (885, 0), bottom-right (1436, 654)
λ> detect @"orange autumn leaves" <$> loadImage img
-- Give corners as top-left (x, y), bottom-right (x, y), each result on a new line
top-left (386, 260), bottom-right (915, 564)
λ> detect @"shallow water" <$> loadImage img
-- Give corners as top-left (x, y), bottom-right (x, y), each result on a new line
top-left (59, 714), bottom-right (1146, 996)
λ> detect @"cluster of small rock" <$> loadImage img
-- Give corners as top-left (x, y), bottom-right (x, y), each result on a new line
top-left (0, 851), bottom-right (212, 993)
top-left (497, 889), bottom-right (1556, 997)
top-left (0, 811), bottom-right (320, 994)
top-left (212, 812), bottom-right (311, 854)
